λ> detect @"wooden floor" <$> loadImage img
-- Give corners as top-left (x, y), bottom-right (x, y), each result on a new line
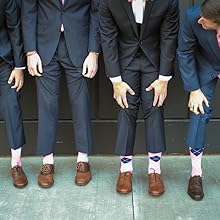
top-left (0, 156), bottom-right (220, 220)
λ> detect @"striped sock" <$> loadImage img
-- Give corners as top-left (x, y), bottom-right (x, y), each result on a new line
top-left (189, 147), bottom-right (203, 177)
top-left (148, 152), bottom-right (162, 174)
top-left (120, 156), bottom-right (133, 173)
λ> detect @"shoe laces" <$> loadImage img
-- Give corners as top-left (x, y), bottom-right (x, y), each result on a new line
top-left (41, 164), bottom-right (53, 175)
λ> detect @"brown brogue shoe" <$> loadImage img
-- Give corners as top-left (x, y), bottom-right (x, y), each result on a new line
top-left (75, 162), bottom-right (92, 186)
top-left (38, 164), bottom-right (55, 188)
top-left (11, 166), bottom-right (28, 188)
top-left (188, 176), bottom-right (204, 201)
top-left (148, 173), bottom-right (165, 196)
top-left (116, 172), bottom-right (132, 194)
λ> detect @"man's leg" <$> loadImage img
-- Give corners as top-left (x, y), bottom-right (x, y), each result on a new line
top-left (35, 55), bottom-right (62, 188)
top-left (0, 59), bottom-right (27, 188)
top-left (141, 70), bottom-right (166, 196)
top-left (114, 60), bottom-right (141, 194)
top-left (187, 78), bottom-right (217, 201)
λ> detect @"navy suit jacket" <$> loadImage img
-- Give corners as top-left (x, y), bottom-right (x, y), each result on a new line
top-left (177, 5), bottom-right (220, 92)
top-left (21, 0), bottom-right (100, 67)
top-left (0, 0), bottom-right (25, 67)
top-left (99, 0), bottom-right (179, 78)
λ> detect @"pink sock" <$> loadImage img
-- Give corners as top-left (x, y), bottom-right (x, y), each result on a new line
top-left (11, 147), bottom-right (22, 168)
top-left (120, 156), bottom-right (133, 173)
top-left (43, 153), bottom-right (54, 165)
top-left (189, 147), bottom-right (203, 177)
top-left (148, 152), bottom-right (162, 174)
top-left (77, 152), bottom-right (89, 163)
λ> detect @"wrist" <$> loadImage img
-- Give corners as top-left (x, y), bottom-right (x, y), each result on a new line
top-left (26, 51), bottom-right (37, 56)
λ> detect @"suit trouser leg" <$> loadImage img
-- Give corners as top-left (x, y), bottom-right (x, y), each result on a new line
top-left (115, 59), bottom-right (141, 155)
top-left (57, 34), bottom-right (93, 153)
top-left (187, 78), bottom-right (218, 149)
top-left (0, 59), bottom-right (25, 149)
top-left (141, 71), bottom-right (166, 153)
top-left (35, 57), bottom-right (62, 155)
top-left (64, 67), bottom-right (93, 153)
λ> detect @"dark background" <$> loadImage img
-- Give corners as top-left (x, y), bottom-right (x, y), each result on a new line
top-left (1, 0), bottom-right (220, 156)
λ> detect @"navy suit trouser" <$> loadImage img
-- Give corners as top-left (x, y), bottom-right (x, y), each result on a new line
top-left (187, 77), bottom-right (218, 149)
top-left (0, 58), bottom-right (25, 149)
top-left (115, 54), bottom-right (166, 155)
top-left (36, 34), bottom-right (93, 155)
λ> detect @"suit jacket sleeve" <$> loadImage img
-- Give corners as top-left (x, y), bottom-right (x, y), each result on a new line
top-left (21, 0), bottom-right (37, 53)
top-left (177, 10), bottom-right (200, 92)
top-left (5, 0), bottom-right (25, 67)
top-left (159, 0), bottom-right (179, 77)
top-left (88, 0), bottom-right (101, 53)
top-left (99, 0), bottom-right (121, 78)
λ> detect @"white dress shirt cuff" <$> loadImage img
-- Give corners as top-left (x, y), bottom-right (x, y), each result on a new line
top-left (109, 76), bottom-right (122, 83)
top-left (15, 67), bottom-right (26, 70)
top-left (158, 75), bottom-right (172, 81)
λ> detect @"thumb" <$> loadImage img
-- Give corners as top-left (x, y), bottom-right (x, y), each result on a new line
top-left (127, 86), bottom-right (135, 95)
top-left (38, 58), bottom-right (43, 74)
top-left (82, 62), bottom-right (87, 75)
top-left (204, 96), bottom-right (209, 107)
top-left (8, 73), bottom-right (14, 84)
top-left (146, 85), bottom-right (153, 91)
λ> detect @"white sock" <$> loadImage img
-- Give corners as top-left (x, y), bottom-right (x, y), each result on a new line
top-left (43, 153), bottom-right (54, 165)
top-left (77, 152), bottom-right (89, 163)
top-left (11, 147), bottom-right (22, 168)
top-left (120, 155), bottom-right (133, 173)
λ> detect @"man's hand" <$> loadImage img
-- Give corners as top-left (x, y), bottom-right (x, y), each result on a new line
top-left (112, 81), bottom-right (135, 109)
top-left (146, 79), bottom-right (168, 107)
top-left (188, 89), bottom-right (209, 115)
top-left (8, 69), bottom-right (24, 92)
top-left (27, 53), bottom-right (43, 77)
top-left (82, 52), bottom-right (99, 78)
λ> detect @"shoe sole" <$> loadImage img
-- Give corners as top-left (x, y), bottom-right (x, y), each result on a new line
top-left (38, 181), bottom-right (54, 188)
top-left (188, 192), bottom-right (204, 201)
top-left (13, 181), bottom-right (28, 188)
top-left (148, 190), bottom-right (165, 196)
top-left (116, 189), bottom-right (132, 194)
top-left (75, 178), bottom-right (91, 186)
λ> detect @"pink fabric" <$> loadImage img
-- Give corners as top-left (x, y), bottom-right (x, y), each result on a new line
top-left (11, 147), bottom-right (22, 167)
top-left (189, 147), bottom-right (203, 177)
top-left (43, 153), bottom-right (54, 165)
top-left (217, 33), bottom-right (220, 48)
top-left (148, 152), bottom-right (162, 174)
top-left (61, 0), bottom-right (64, 5)
top-left (120, 155), bottom-right (133, 173)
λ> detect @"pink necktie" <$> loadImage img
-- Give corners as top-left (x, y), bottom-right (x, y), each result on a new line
top-left (61, 0), bottom-right (64, 31)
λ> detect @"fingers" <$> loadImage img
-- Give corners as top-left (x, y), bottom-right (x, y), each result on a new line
top-left (204, 96), bottom-right (209, 107)
top-left (146, 85), bottom-right (153, 92)
top-left (115, 96), bottom-right (126, 109)
top-left (83, 62), bottom-right (97, 78)
top-left (122, 95), bottom-right (128, 108)
top-left (127, 86), bottom-right (135, 95)
top-left (153, 92), bottom-right (159, 107)
top-left (38, 59), bottom-right (43, 74)
top-left (27, 54), bottom-right (42, 77)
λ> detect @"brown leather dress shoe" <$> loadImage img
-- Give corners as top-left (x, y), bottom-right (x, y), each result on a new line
top-left (148, 173), bottom-right (165, 196)
top-left (38, 164), bottom-right (55, 188)
top-left (188, 175), bottom-right (204, 201)
top-left (75, 162), bottom-right (92, 186)
top-left (11, 165), bottom-right (28, 188)
top-left (116, 171), bottom-right (132, 194)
